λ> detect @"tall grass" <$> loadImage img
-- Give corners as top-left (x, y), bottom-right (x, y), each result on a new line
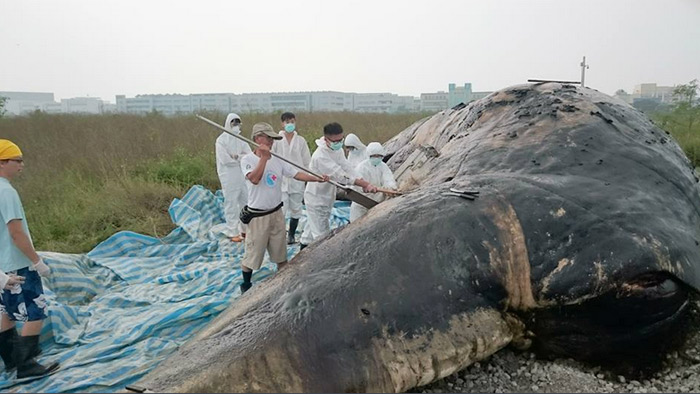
top-left (0, 111), bottom-right (428, 252)
top-left (652, 111), bottom-right (700, 168)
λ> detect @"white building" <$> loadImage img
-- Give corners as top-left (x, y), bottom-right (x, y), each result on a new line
top-left (311, 91), bottom-right (354, 112)
top-left (352, 93), bottom-right (396, 113)
top-left (0, 91), bottom-right (55, 115)
top-left (61, 97), bottom-right (105, 114)
top-left (420, 91), bottom-right (448, 112)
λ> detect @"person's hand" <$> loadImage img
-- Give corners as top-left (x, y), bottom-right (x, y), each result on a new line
top-left (363, 184), bottom-right (378, 193)
top-left (30, 258), bottom-right (51, 277)
top-left (258, 144), bottom-right (271, 160)
top-left (319, 174), bottom-right (330, 182)
top-left (5, 274), bottom-right (25, 289)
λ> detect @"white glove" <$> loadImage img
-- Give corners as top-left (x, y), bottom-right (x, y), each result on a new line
top-left (30, 258), bottom-right (51, 277)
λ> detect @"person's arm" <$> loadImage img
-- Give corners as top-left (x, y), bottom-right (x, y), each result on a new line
top-left (246, 147), bottom-right (271, 185)
top-left (8, 220), bottom-right (40, 264)
top-left (294, 172), bottom-right (329, 183)
top-left (353, 177), bottom-right (377, 193)
top-left (216, 138), bottom-right (237, 166)
top-left (301, 140), bottom-right (312, 168)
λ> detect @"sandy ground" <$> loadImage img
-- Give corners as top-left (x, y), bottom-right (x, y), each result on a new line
top-left (414, 300), bottom-right (700, 393)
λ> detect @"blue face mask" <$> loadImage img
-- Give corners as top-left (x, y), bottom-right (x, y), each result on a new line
top-left (329, 141), bottom-right (344, 151)
top-left (370, 157), bottom-right (382, 167)
top-left (284, 123), bottom-right (296, 133)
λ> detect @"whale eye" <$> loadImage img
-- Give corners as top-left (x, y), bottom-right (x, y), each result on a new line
top-left (361, 308), bottom-right (370, 316)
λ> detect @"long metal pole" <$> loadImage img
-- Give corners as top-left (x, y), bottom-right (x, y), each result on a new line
top-left (196, 114), bottom-right (379, 208)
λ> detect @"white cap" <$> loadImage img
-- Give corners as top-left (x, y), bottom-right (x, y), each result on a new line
top-left (366, 142), bottom-right (385, 157)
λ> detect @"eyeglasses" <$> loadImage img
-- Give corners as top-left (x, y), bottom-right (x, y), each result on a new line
top-left (326, 136), bottom-right (344, 143)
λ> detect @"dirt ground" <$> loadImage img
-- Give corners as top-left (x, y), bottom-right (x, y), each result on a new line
top-left (414, 300), bottom-right (700, 393)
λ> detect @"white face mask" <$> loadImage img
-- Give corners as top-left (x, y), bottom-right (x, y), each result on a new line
top-left (231, 125), bottom-right (240, 134)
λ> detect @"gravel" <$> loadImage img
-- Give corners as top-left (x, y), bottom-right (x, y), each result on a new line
top-left (412, 300), bottom-right (700, 393)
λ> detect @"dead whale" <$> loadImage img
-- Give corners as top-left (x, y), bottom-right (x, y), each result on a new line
top-left (133, 83), bottom-right (700, 392)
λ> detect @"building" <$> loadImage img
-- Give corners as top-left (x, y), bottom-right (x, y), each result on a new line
top-left (3, 83), bottom-right (493, 116)
top-left (114, 91), bottom-right (418, 114)
top-left (0, 91), bottom-right (55, 115)
top-left (614, 83), bottom-right (677, 106)
top-left (311, 91), bottom-right (354, 112)
top-left (420, 91), bottom-right (448, 112)
top-left (352, 93), bottom-right (396, 113)
top-left (448, 83), bottom-right (472, 108)
top-left (633, 83), bottom-right (675, 103)
top-left (61, 97), bottom-right (105, 114)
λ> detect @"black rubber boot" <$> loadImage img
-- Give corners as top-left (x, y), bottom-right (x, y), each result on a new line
top-left (299, 243), bottom-right (308, 251)
top-left (13, 335), bottom-right (59, 379)
top-left (288, 218), bottom-right (299, 245)
top-left (0, 328), bottom-right (18, 371)
top-left (240, 271), bottom-right (252, 294)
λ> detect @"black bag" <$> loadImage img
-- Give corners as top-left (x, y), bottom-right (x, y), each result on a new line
top-left (239, 203), bottom-right (283, 225)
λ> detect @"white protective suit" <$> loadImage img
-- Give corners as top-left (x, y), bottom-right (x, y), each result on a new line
top-left (345, 133), bottom-right (368, 169)
top-left (271, 130), bottom-right (311, 219)
top-left (300, 137), bottom-right (359, 245)
top-left (215, 113), bottom-right (252, 237)
top-left (350, 142), bottom-right (398, 222)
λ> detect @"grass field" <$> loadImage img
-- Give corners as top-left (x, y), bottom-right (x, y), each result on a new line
top-left (2, 107), bottom-right (697, 253)
top-left (0, 111), bottom-right (429, 252)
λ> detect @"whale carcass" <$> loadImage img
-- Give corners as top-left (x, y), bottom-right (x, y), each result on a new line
top-left (134, 83), bottom-right (700, 392)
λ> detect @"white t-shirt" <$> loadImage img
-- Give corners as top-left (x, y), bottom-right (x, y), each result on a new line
top-left (241, 153), bottom-right (298, 210)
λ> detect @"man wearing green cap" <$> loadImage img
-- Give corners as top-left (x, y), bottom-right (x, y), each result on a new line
top-left (0, 139), bottom-right (59, 378)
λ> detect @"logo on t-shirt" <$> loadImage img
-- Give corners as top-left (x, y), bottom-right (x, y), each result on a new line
top-left (265, 171), bottom-right (278, 187)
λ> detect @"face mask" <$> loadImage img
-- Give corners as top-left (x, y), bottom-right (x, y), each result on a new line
top-left (284, 123), bottom-right (296, 133)
top-left (370, 157), bottom-right (382, 167)
top-left (231, 125), bottom-right (240, 134)
top-left (329, 141), bottom-right (344, 151)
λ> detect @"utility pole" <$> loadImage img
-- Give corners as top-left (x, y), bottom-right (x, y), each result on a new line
top-left (580, 56), bottom-right (590, 87)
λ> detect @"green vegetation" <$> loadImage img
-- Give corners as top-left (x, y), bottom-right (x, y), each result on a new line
top-left (0, 111), bottom-right (428, 252)
top-left (651, 80), bottom-right (700, 167)
top-left (0, 96), bottom-right (7, 118)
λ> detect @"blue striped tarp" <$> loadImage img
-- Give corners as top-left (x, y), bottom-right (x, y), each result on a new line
top-left (0, 185), bottom-right (350, 393)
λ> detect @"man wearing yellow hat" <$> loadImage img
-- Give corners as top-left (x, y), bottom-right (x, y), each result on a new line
top-left (0, 139), bottom-right (59, 378)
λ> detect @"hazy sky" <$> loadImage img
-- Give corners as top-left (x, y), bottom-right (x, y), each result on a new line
top-left (1, 0), bottom-right (698, 102)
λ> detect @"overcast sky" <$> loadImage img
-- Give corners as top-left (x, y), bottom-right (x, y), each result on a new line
top-left (1, 0), bottom-right (698, 102)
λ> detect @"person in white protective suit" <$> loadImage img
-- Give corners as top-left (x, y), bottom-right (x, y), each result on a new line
top-left (344, 133), bottom-right (368, 169)
top-left (271, 112), bottom-right (311, 244)
top-left (349, 142), bottom-right (398, 222)
top-left (299, 122), bottom-right (378, 250)
top-left (215, 113), bottom-right (252, 242)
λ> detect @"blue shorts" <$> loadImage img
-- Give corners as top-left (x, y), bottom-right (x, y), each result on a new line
top-left (0, 267), bottom-right (48, 322)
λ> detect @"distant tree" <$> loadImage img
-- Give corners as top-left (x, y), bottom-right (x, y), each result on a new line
top-left (673, 79), bottom-right (699, 106)
top-left (615, 89), bottom-right (628, 96)
top-left (0, 96), bottom-right (7, 117)
top-left (671, 79), bottom-right (700, 134)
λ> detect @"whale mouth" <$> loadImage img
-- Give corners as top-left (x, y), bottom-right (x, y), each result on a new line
top-left (531, 272), bottom-right (690, 361)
